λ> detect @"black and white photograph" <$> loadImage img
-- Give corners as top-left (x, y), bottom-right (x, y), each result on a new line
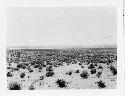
top-left (6, 7), bottom-right (118, 90)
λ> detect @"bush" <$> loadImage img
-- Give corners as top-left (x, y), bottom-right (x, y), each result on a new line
top-left (80, 71), bottom-right (89, 79)
top-left (109, 65), bottom-right (117, 75)
top-left (8, 82), bottom-right (21, 90)
top-left (29, 84), bottom-right (35, 90)
top-left (56, 79), bottom-right (67, 88)
top-left (96, 80), bottom-right (106, 89)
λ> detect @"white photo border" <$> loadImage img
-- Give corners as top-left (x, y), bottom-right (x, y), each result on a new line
top-left (0, 0), bottom-right (124, 96)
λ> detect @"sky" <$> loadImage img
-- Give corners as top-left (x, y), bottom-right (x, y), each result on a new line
top-left (7, 7), bottom-right (116, 47)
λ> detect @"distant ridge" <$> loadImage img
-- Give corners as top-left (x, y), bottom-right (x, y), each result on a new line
top-left (6, 44), bottom-right (117, 49)
top-left (86, 44), bottom-right (117, 48)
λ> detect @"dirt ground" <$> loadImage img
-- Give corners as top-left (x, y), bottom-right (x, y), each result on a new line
top-left (6, 48), bottom-right (117, 90)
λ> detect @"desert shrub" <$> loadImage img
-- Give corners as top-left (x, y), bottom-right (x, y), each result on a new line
top-left (66, 71), bottom-right (72, 76)
top-left (96, 72), bottom-right (102, 78)
top-left (109, 65), bottom-right (117, 75)
top-left (33, 63), bottom-right (40, 68)
top-left (80, 71), bottom-right (89, 79)
top-left (56, 79), bottom-right (67, 88)
top-left (96, 80), bottom-right (106, 89)
top-left (90, 68), bottom-right (96, 74)
top-left (75, 70), bottom-right (80, 73)
top-left (46, 66), bottom-right (53, 71)
top-left (7, 72), bottom-right (13, 77)
top-left (71, 59), bottom-right (77, 64)
top-left (8, 82), bottom-right (21, 90)
top-left (88, 63), bottom-right (95, 69)
top-left (45, 71), bottom-right (55, 77)
top-left (20, 72), bottom-right (25, 78)
top-left (39, 75), bottom-right (44, 80)
top-left (17, 63), bottom-right (26, 69)
top-left (29, 84), bottom-right (35, 90)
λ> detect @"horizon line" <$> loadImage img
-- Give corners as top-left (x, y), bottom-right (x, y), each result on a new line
top-left (6, 44), bottom-right (117, 49)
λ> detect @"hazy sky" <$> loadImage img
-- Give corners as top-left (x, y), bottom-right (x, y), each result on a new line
top-left (7, 7), bottom-right (116, 47)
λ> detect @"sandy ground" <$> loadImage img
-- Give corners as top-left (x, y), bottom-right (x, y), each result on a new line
top-left (7, 61), bottom-right (117, 89)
